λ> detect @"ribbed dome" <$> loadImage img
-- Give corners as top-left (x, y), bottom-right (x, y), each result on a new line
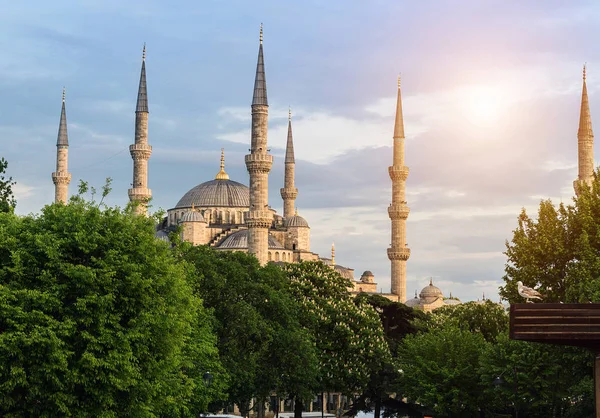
top-left (179, 210), bottom-right (206, 223)
top-left (405, 296), bottom-right (421, 308)
top-left (284, 215), bottom-right (309, 228)
top-left (419, 280), bottom-right (443, 304)
top-left (360, 270), bottom-right (374, 283)
top-left (444, 299), bottom-right (461, 306)
top-left (175, 179), bottom-right (249, 208)
top-left (334, 265), bottom-right (354, 280)
top-left (217, 229), bottom-right (285, 250)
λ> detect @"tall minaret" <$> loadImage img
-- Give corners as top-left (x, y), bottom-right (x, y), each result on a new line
top-left (245, 25), bottom-right (273, 265)
top-left (574, 64), bottom-right (595, 195)
top-left (280, 108), bottom-right (298, 218)
top-left (128, 44), bottom-right (152, 215)
top-left (52, 88), bottom-right (72, 204)
top-left (387, 76), bottom-right (410, 302)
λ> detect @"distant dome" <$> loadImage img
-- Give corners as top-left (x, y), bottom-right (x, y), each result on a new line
top-left (217, 229), bottom-right (285, 250)
top-left (285, 215), bottom-right (309, 228)
top-left (405, 296), bottom-right (421, 308)
top-left (155, 229), bottom-right (170, 243)
top-left (444, 299), bottom-right (461, 306)
top-left (360, 271), bottom-right (374, 283)
top-left (175, 179), bottom-right (249, 208)
top-left (179, 210), bottom-right (206, 223)
top-left (419, 280), bottom-right (443, 304)
top-left (334, 265), bottom-right (354, 280)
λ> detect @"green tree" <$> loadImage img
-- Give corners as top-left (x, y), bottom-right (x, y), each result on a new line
top-left (284, 262), bottom-right (390, 418)
top-left (428, 300), bottom-right (508, 342)
top-left (0, 158), bottom-right (16, 213)
top-left (180, 245), bottom-right (318, 417)
top-left (479, 333), bottom-right (593, 417)
top-left (0, 197), bottom-right (222, 417)
top-left (398, 323), bottom-right (489, 417)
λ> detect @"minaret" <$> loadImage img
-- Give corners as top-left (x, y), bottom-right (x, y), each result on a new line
top-left (52, 88), bottom-right (72, 204)
top-left (574, 64), bottom-right (595, 195)
top-left (280, 108), bottom-right (298, 218)
top-left (331, 242), bottom-right (335, 266)
top-left (128, 44), bottom-right (152, 215)
top-left (387, 76), bottom-right (410, 302)
top-left (245, 24), bottom-right (273, 265)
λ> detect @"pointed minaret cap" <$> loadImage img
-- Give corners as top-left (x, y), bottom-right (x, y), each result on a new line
top-left (285, 107), bottom-right (295, 163)
top-left (394, 74), bottom-right (405, 139)
top-left (331, 242), bottom-right (335, 266)
top-left (136, 44), bottom-right (149, 113)
top-left (215, 148), bottom-right (230, 180)
top-left (57, 87), bottom-right (69, 146)
top-left (579, 63), bottom-right (593, 139)
top-left (252, 24), bottom-right (268, 106)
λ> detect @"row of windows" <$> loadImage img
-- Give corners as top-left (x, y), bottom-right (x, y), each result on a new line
top-left (268, 251), bottom-right (292, 262)
top-left (169, 209), bottom-right (246, 225)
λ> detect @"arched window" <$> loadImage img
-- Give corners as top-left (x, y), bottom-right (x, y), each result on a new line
top-left (275, 252), bottom-right (280, 261)
top-left (282, 253), bottom-right (286, 262)
top-left (268, 252), bottom-right (272, 261)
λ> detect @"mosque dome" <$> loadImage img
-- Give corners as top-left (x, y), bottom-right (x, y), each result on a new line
top-left (217, 229), bottom-right (285, 250)
top-left (284, 215), bottom-right (309, 228)
top-left (334, 265), bottom-right (355, 280)
top-left (405, 293), bottom-right (421, 308)
top-left (444, 299), bottom-right (461, 306)
top-left (174, 149), bottom-right (250, 209)
top-left (419, 279), bottom-right (443, 304)
top-left (360, 271), bottom-right (375, 283)
top-left (179, 210), bottom-right (206, 223)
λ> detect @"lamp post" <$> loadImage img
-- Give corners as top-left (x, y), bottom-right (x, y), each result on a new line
top-left (493, 367), bottom-right (518, 418)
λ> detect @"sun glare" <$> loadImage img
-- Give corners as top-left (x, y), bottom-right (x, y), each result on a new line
top-left (463, 85), bottom-right (508, 125)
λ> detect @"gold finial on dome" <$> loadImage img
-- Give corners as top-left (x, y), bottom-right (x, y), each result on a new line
top-left (294, 207), bottom-right (298, 216)
top-left (429, 277), bottom-right (433, 286)
top-left (191, 203), bottom-right (195, 210)
top-left (215, 148), bottom-right (230, 180)
top-left (331, 242), bottom-right (335, 266)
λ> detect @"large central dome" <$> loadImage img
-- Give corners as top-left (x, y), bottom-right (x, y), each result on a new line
top-left (175, 179), bottom-right (250, 208)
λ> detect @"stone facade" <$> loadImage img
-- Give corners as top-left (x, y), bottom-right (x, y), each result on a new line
top-left (388, 77), bottom-right (410, 302)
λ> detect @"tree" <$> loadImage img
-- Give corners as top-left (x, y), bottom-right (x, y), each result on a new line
top-left (350, 294), bottom-right (427, 418)
top-left (179, 245), bottom-right (318, 417)
top-left (0, 197), bottom-right (222, 416)
top-left (398, 323), bottom-right (489, 417)
top-left (0, 158), bottom-right (16, 213)
top-left (428, 300), bottom-right (508, 343)
top-left (284, 262), bottom-right (391, 418)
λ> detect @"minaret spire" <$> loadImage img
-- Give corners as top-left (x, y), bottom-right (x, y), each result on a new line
top-left (331, 242), bottom-right (335, 266)
top-left (574, 64), bottom-right (594, 195)
top-left (128, 44), bottom-right (152, 215)
top-left (246, 25), bottom-right (273, 265)
top-left (387, 75), bottom-right (411, 302)
top-left (52, 87), bottom-right (72, 204)
top-left (281, 107), bottom-right (298, 218)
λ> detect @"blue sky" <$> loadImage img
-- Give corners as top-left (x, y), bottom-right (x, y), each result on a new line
top-left (2, 0), bottom-right (600, 302)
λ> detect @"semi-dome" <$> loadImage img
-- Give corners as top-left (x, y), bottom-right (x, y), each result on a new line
top-left (284, 215), bottom-right (309, 228)
top-left (419, 279), bottom-right (443, 304)
top-left (405, 293), bottom-right (421, 308)
top-left (179, 210), bottom-right (206, 223)
top-left (175, 179), bottom-right (249, 208)
top-left (217, 229), bottom-right (285, 250)
top-left (444, 299), bottom-right (461, 306)
top-left (334, 265), bottom-right (355, 280)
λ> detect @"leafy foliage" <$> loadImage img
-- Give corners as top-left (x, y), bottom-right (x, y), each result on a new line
top-left (0, 158), bottom-right (16, 213)
top-left (0, 198), bottom-right (221, 417)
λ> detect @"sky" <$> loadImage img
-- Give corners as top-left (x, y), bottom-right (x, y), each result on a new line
top-left (1, 0), bottom-right (599, 302)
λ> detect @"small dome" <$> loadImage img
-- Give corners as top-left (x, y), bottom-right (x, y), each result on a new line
top-left (155, 229), bottom-right (171, 243)
top-left (444, 299), bottom-right (461, 306)
top-left (175, 179), bottom-right (249, 208)
top-left (285, 215), bottom-right (309, 228)
top-left (334, 265), bottom-right (354, 280)
top-left (405, 296), bottom-right (421, 308)
top-left (419, 279), bottom-right (443, 304)
top-left (179, 210), bottom-right (206, 223)
top-left (217, 229), bottom-right (285, 250)
top-left (360, 271), bottom-right (375, 283)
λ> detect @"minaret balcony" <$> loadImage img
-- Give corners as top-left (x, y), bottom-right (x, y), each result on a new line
top-left (388, 166), bottom-right (409, 181)
top-left (387, 247), bottom-right (410, 261)
top-left (128, 187), bottom-right (152, 200)
top-left (129, 144), bottom-right (152, 160)
top-left (245, 154), bottom-right (273, 173)
top-left (246, 210), bottom-right (273, 229)
top-left (388, 204), bottom-right (410, 220)
top-left (52, 171), bottom-right (72, 184)
top-left (280, 187), bottom-right (298, 200)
